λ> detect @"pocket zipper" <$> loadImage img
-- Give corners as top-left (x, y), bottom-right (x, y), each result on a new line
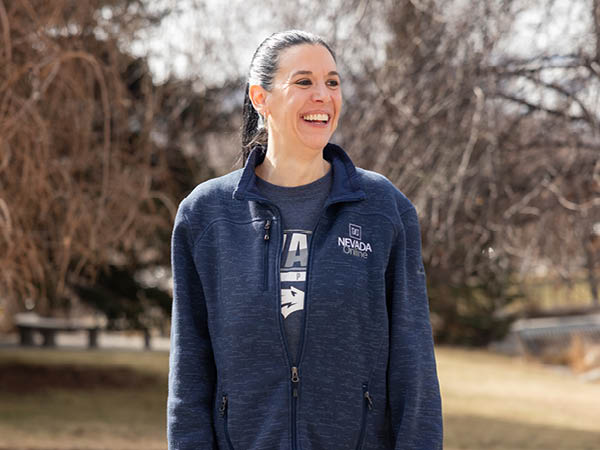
top-left (219, 394), bottom-right (235, 450)
top-left (263, 219), bottom-right (271, 290)
top-left (356, 383), bottom-right (373, 450)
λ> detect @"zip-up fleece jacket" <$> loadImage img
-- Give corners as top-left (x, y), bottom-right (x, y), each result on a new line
top-left (168, 143), bottom-right (443, 450)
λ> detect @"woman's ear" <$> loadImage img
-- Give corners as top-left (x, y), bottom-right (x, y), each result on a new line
top-left (249, 84), bottom-right (269, 118)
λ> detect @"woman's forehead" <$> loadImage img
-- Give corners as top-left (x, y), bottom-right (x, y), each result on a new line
top-left (277, 44), bottom-right (337, 78)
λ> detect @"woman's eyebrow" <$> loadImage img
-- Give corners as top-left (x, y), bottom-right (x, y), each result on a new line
top-left (290, 70), bottom-right (341, 78)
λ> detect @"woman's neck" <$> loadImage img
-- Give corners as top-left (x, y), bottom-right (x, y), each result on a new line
top-left (254, 141), bottom-right (331, 187)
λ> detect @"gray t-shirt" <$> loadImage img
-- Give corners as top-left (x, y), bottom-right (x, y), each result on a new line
top-left (256, 166), bottom-right (332, 364)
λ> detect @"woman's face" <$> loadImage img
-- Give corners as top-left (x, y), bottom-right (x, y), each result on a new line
top-left (263, 44), bottom-right (342, 153)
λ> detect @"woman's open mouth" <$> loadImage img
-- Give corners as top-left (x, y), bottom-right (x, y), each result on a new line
top-left (301, 113), bottom-right (330, 126)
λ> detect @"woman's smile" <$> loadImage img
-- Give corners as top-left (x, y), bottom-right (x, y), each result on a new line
top-left (300, 111), bottom-right (331, 127)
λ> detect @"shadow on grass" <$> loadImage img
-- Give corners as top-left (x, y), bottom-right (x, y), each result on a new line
top-left (445, 413), bottom-right (600, 450)
top-left (0, 362), bottom-right (161, 393)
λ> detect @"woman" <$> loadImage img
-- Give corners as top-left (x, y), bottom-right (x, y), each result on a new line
top-left (168, 30), bottom-right (443, 450)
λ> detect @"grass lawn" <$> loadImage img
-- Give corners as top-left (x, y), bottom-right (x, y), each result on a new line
top-left (0, 349), bottom-right (169, 450)
top-left (438, 346), bottom-right (600, 450)
top-left (0, 346), bottom-right (598, 449)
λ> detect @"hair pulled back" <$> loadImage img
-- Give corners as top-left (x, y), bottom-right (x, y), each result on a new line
top-left (240, 30), bottom-right (336, 166)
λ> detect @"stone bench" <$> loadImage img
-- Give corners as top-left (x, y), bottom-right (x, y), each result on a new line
top-left (15, 313), bottom-right (102, 348)
top-left (512, 313), bottom-right (600, 354)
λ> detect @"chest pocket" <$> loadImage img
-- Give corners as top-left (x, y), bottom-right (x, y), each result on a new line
top-left (200, 219), bottom-right (270, 299)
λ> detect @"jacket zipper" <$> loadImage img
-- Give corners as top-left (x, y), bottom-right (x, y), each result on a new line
top-left (263, 219), bottom-right (271, 290)
top-left (291, 207), bottom-right (332, 449)
top-left (219, 394), bottom-right (235, 450)
top-left (291, 366), bottom-right (300, 450)
top-left (356, 383), bottom-right (374, 450)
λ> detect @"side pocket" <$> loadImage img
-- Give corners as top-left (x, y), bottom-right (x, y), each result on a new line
top-left (356, 382), bottom-right (374, 450)
top-left (219, 393), bottom-right (236, 450)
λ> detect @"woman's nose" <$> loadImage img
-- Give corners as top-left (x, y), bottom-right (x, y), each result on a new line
top-left (311, 82), bottom-right (328, 102)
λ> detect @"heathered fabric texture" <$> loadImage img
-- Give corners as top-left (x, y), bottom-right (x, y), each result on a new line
top-left (255, 167), bottom-right (332, 364)
top-left (168, 143), bottom-right (443, 450)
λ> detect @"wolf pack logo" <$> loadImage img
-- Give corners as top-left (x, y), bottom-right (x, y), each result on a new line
top-left (281, 286), bottom-right (304, 319)
top-left (338, 223), bottom-right (373, 259)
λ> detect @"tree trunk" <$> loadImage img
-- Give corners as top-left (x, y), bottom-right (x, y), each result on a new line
top-left (584, 238), bottom-right (599, 306)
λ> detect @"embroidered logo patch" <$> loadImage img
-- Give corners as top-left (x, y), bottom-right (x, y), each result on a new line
top-left (338, 223), bottom-right (373, 259)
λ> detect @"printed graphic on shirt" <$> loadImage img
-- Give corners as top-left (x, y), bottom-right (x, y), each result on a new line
top-left (280, 230), bottom-right (311, 319)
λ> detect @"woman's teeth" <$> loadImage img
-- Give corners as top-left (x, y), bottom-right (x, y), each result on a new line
top-left (302, 113), bottom-right (329, 122)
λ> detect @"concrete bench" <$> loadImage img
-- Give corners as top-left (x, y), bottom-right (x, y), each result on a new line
top-left (512, 313), bottom-right (600, 354)
top-left (15, 313), bottom-right (102, 348)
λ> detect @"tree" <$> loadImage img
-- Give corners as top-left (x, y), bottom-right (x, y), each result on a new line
top-left (0, 0), bottom-right (224, 330)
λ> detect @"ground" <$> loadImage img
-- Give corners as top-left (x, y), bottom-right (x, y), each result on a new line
top-left (0, 346), bottom-right (598, 450)
top-left (439, 346), bottom-right (600, 450)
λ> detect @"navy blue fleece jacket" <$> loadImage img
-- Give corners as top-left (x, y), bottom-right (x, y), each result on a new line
top-left (168, 143), bottom-right (443, 450)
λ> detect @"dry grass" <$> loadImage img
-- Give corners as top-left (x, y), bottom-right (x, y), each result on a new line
top-left (0, 348), bottom-right (169, 450)
top-left (438, 346), bottom-right (600, 450)
top-left (0, 346), bottom-right (599, 449)
top-left (520, 277), bottom-right (593, 311)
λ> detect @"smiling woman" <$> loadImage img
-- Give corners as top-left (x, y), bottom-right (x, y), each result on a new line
top-left (242, 34), bottom-right (342, 187)
top-left (249, 43), bottom-right (341, 186)
top-left (167, 30), bottom-right (443, 450)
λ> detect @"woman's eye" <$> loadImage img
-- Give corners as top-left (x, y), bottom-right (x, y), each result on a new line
top-left (295, 78), bottom-right (339, 87)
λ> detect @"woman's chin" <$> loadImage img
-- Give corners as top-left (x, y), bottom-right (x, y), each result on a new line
top-left (297, 133), bottom-right (333, 152)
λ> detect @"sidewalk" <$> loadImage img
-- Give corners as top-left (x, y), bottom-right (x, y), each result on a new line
top-left (0, 330), bottom-right (170, 351)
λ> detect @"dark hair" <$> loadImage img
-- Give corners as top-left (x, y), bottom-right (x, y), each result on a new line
top-left (239, 30), bottom-right (336, 166)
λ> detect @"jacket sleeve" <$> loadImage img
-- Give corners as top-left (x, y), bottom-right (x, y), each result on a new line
top-left (386, 205), bottom-right (443, 450)
top-left (168, 206), bottom-right (218, 450)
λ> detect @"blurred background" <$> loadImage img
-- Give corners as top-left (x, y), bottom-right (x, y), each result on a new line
top-left (0, 0), bottom-right (599, 449)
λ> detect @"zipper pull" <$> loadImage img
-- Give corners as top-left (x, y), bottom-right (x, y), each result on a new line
top-left (364, 391), bottom-right (373, 410)
top-left (291, 366), bottom-right (300, 397)
top-left (264, 219), bottom-right (271, 240)
top-left (291, 366), bottom-right (299, 383)
top-left (219, 395), bottom-right (228, 417)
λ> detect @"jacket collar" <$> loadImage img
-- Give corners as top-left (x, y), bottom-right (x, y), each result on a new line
top-left (232, 143), bottom-right (366, 206)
